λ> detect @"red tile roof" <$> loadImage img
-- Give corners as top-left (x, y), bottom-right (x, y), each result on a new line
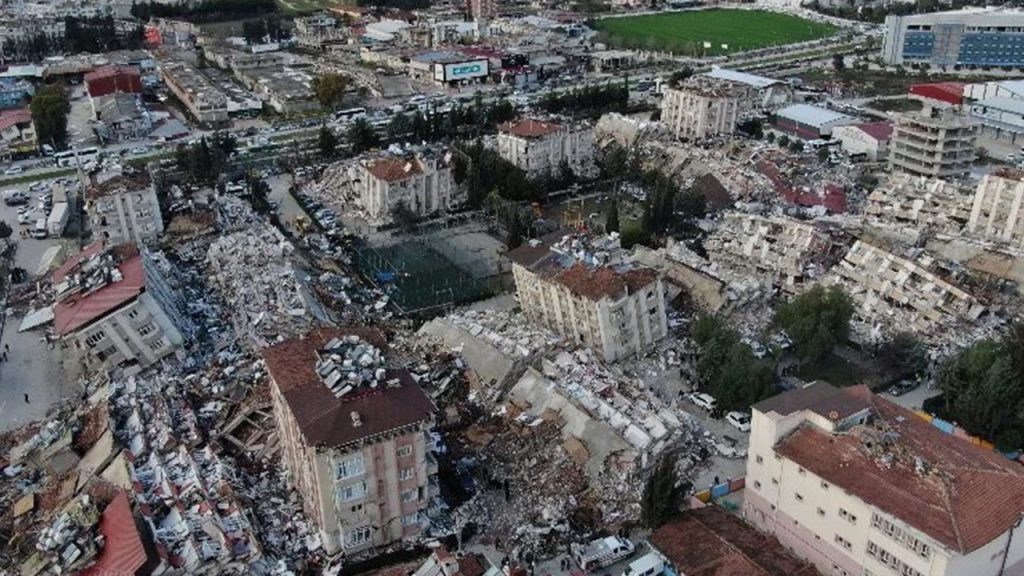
top-left (84, 65), bottom-right (140, 83)
top-left (263, 328), bottom-right (434, 448)
top-left (775, 386), bottom-right (1024, 554)
top-left (366, 157), bottom-right (423, 182)
top-left (855, 121), bottom-right (893, 141)
top-left (53, 254), bottom-right (147, 336)
top-left (498, 119), bottom-right (561, 138)
top-left (649, 506), bottom-right (821, 576)
top-left (0, 108), bottom-right (32, 132)
top-left (554, 262), bottom-right (657, 301)
top-left (79, 492), bottom-right (148, 576)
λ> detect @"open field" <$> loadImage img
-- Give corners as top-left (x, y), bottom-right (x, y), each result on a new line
top-left (593, 10), bottom-right (837, 55)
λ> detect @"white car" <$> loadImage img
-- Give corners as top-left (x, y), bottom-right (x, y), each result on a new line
top-left (689, 392), bottom-right (717, 412)
top-left (4, 166), bottom-right (23, 175)
top-left (725, 411), bottom-right (751, 433)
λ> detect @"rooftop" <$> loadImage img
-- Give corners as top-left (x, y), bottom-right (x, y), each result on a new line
top-left (0, 108), bottom-right (32, 131)
top-left (772, 385), bottom-right (1024, 554)
top-left (262, 327), bottom-right (435, 449)
top-left (79, 492), bottom-right (149, 576)
top-left (705, 67), bottom-right (782, 89)
top-left (649, 506), bottom-right (821, 576)
top-left (498, 118), bottom-right (562, 138)
top-left (53, 249), bottom-right (147, 336)
top-left (366, 157), bottom-right (425, 182)
top-left (854, 121), bottom-right (894, 141)
top-left (776, 104), bottom-right (855, 128)
top-left (84, 65), bottom-right (139, 83)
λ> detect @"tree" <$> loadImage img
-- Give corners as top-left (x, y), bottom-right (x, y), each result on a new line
top-left (605, 199), bottom-right (620, 234)
top-left (777, 134), bottom-right (790, 148)
top-left (817, 147), bottom-right (831, 162)
top-left (938, 339), bottom-right (1020, 446)
top-left (773, 285), bottom-right (854, 364)
top-left (692, 315), bottom-right (776, 412)
top-left (390, 199), bottom-right (419, 233)
top-left (347, 118), bottom-right (379, 154)
top-left (876, 331), bottom-right (927, 378)
top-left (640, 452), bottom-right (682, 529)
top-left (245, 172), bottom-right (272, 214)
top-left (387, 112), bottom-right (413, 141)
top-left (505, 211), bottom-right (526, 249)
top-left (676, 188), bottom-right (706, 221)
top-left (242, 18), bottom-right (266, 44)
top-left (318, 125), bottom-right (338, 158)
top-left (312, 72), bottom-right (349, 111)
top-left (0, 221), bottom-right (12, 240)
top-left (31, 84), bottom-right (70, 148)
top-left (667, 66), bottom-right (694, 88)
top-left (832, 53), bottom-right (846, 71)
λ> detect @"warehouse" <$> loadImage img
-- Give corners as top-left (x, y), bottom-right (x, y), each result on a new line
top-left (773, 104), bottom-right (857, 140)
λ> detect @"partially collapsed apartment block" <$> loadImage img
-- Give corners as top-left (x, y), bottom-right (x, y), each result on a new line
top-left (661, 76), bottom-right (748, 141)
top-left (865, 174), bottom-right (973, 235)
top-left (264, 328), bottom-right (437, 556)
top-left (745, 382), bottom-right (1024, 576)
top-left (507, 233), bottom-right (668, 363)
top-left (357, 150), bottom-right (455, 224)
top-left (704, 214), bottom-right (833, 291)
top-left (967, 170), bottom-right (1024, 250)
top-left (889, 106), bottom-right (977, 179)
top-left (496, 118), bottom-right (596, 179)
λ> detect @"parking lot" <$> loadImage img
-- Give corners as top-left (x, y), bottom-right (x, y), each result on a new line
top-left (678, 395), bottom-right (751, 491)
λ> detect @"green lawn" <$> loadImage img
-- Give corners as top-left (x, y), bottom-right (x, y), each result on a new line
top-left (593, 10), bottom-right (837, 55)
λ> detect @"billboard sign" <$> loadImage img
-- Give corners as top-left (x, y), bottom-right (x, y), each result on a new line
top-left (442, 59), bottom-right (488, 81)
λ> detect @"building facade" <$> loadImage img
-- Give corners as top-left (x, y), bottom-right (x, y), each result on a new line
top-left (0, 108), bottom-right (37, 157)
top-left (744, 382), bottom-right (1024, 576)
top-left (0, 77), bottom-right (34, 110)
top-left (357, 151), bottom-right (455, 224)
top-left (967, 170), bottom-right (1024, 249)
top-left (497, 119), bottom-right (596, 178)
top-left (53, 244), bottom-right (186, 373)
top-left (84, 65), bottom-right (143, 99)
top-left (158, 58), bottom-right (228, 123)
top-left (263, 328), bottom-right (437, 556)
top-left (882, 8), bottom-right (1024, 69)
top-left (661, 77), bottom-right (747, 140)
top-left (507, 235), bottom-right (668, 362)
top-left (85, 177), bottom-right (164, 245)
top-left (889, 107), bottom-right (977, 179)
top-left (831, 122), bottom-right (893, 161)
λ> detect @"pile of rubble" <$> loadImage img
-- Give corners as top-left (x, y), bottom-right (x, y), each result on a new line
top-left (31, 494), bottom-right (103, 573)
top-left (315, 333), bottom-right (387, 395)
top-left (206, 222), bottom-right (317, 348)
top-left (443, 309), bottom-right (563, 361)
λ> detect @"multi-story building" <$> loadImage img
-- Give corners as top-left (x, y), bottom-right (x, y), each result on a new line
top-left (85, 174), bottom-right (164, 245)
top-left (889, 106), bottom-right (977, 179)
top-left (467, 0), bottom-right (496, 20)
top-left (263, 327), bottom-right (437, 556)
top-left (52, 243), bottom-right (186, 373)
top-left (661, 77), bottom-right (747, 141)
top-left (236, 66), bottom-right (319, 114)
top-left (158, 58), bottom-right (228, 123)
top-left (92, 93), bottom-right (152, 143)
top-left (0, 108), bottom-right (37, 157)
top-left (745, 382), bottom-right (1024, 576)
top-left (865, 173), bottom-right (973, 236)
top-left (507, 233), bottom-right (668, 362)
top-left (967, 170), bottom-right (1024, 250)
top-left (882, 8), bottom-right (1024, 70)
top-left (704, 67), bottom-right (794, 110)
top-left (0, 77), bottom-right (34, 110)
top-left (496, 118), bottom-right (595, 178)
top-left (357, 151), bottom-right (455, 224)
top-left (84, 65), bottom-right (142, 100)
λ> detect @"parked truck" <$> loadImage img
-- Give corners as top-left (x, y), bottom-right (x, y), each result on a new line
top-left (572, 536), bottom-right (635, 572)
top-left (621, 553), bottom-right (663, 576)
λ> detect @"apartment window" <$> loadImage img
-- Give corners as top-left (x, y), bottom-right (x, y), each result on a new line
top-left (337, 481), bottom-right (368, 502)
top-left (771, 477), bottom-right (778, 485)
top-left (401, 513), bottom-right (420, 526)
top-left (336, 453), bottom-right (365, 480)
top-left (754, 481), bottom-right (762, 490)
top-left (798, 467), bottom-right (806, 476)
top-left (396, 445), bottom-right (412, 458)
top-left (85, 330), bottom-right (105, 348)
top-left (95, 345), bottom-right (117, 362)
top-left (351, 504), bottom-right (363, 513)
top-left (127, 308), bottom-right (140, 320)
top-left (344, 526), bottom-right (371, 548)
top-left (399, 467), bottom-right (415, 481)
top-left (795, 493), bottom-right (804, 502)
top-left (148, 337), bottom-right (166, 351)
top-left (817, 507), bottom-right (825, 517)
top-left (821, 481), bottom-right (829, 490)
top-left (834, 534), bottom-right (852, 551)
top-left (839, 508), bottom-right (856, 523)
top-left (756, 455), bottom-right (764, 464)
top-left (400, 489), bottom-right (418, 503)
top-left (138, 323), bottom-right (156, 337)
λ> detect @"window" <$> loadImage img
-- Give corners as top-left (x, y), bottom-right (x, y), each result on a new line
top-left (795, 493), bottom-right (804, 502)
top-left (821, 481), bottom-right (829, 490)
top-left (754, 481), bottom-right (762, 490)
top-left (401, 513), bottom-right (419, 526)
top-left (771, 477), bottom-right (779, 485)
top-left (400, 489), bottom-right (418, 503)
top-left (148, 337), bottom-right (166, 350)
top-left (85, 331), bottom-right (106, 348)
top-left (817, 508), bottom-right (825, 517)
top-left (399, 467), bottom-right (415, 481)
top-left (839, 508), bottom-right (856, 524)
top-left (798, 467), bottom-right (806, 476)
top-left (138, 323), bottom-right (156, 337)
top-left (95, 345), bottom-right (117, 362)
top-left (834, 534), bottom-right (852, 551)
top-left (756, 455), bottom-right (764, 464)
top-left (866, 541), bottom-right (923, 576)
top-left (351, 504), bottom-right (363, 513)
top-left (396, 445), bottom-right (412, 458)
top-left (336, 453), bottom-right (365, 480)
top-left (344, 526), bottom-right (371, 548)
top-left (127, 308), bottom-right (140, 320)
top-left (338, 481), bottom-right (368, 502)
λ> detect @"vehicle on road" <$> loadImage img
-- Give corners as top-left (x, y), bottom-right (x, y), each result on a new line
top-left (887, 379), bottom-right (920, 397)
top-left (4, 166), bottom-right (23, 175)
top-left (621, 553), bottom-right (664, 576)
top-left (725, 411), bottom-right (751, 433)
top-left (3, 189), bottom-right (27, 205)
top-left (572, 536), bottom-right (635, 572)
top-left (688, 392), bottom-right (718, 413)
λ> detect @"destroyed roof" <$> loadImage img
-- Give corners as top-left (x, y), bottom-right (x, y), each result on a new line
top-left (555, 262), bottom-right (658, 301)
top-left (704, 67), bottom-right (782, 89)
top-left (776, 104), bottom-right (855, 128)
top-left (53, 253), bottom-right (147, 336)
top-left (649, 506), bottom-right (821, 576)
top-left (263, 327), bottom-right (435, 448)
top-left (752, 382), bottom-right (870, 422)
top-left (366, 157), bottom-right (424, 182)
top-left (85, 172), bottom-right (152, 200)
top-left (53, 242), bottom-right (104, 284)
top-left (79, 492), bottom-right (149, 576)
top-left (498, 118), bottom-right (562, 138)
top-left (774, 386), bottom-right (1024, 554)
top-left (691, 173), bottom-right (732, 213)
top-left (84, 65), bottom-right (140, 82)
top-left (853, 121), bottom-right (893, 141)
top-left (0, 107), bottom-right (32, 131)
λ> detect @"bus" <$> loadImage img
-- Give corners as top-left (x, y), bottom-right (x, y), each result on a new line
top-left (333, 107), bottom-right (366, 122)
top-left (53, 147), bottom-right (99, 167)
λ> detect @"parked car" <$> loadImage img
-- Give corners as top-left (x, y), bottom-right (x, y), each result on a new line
top-left (17, 209), bottom-right (35, 225)
top-left (725, 411), bottom-right (751, 433)
top-left (30, 218), bottom-right (47, 239)
top-left (572, 536), bottom-right (635, 572)
top-left (888, 379), bottom-right (920, 397)
top-left (4, 166), bottom-right (23, 175)
top-left (688, 392), bottom-right (718, 413)
top-left (3, 189), bottom-right (27, 205)
top-left (621, 552), bottom-right (664, 576)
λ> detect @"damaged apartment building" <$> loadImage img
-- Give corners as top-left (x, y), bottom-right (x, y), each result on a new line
top-left (660, 76), bottom-right (748, 141)
top-left (263, 328), bottom-right (438, 556)
top-left (864, 173), bottom-right (973, 241)
top-left (889, 106), bottom-right (977, 179)
top-left (356, 148), bottom-right (456, 225)
top-left (745, 382), bottom-right (1024, 576)
top-left (51, 242), bottom-right (188, 373)
top-left (84, 173), bottom-right (165, 246)
top-left (496, 118), bottom-right (596, 179)
top-left (507, 233), bottom-right (668, 363)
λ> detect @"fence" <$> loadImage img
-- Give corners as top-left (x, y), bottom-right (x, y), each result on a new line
top-left (692, 476), bottom-right (745, 506)
top-left (914, 411), bottom-right (1024, 464)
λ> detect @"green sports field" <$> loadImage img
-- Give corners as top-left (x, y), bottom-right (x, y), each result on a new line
top-left (593, 9), bottom-right (837, 55)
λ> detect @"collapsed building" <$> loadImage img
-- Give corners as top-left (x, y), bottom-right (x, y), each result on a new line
top-left (864, 173), bottom-right (973, 239)
top-left (889, 106), bottom-right (977, 180)
top-left (507, 232), bottom-right (668, 363)
top-left (967, 170), bottom-right (1024, 250)
top-left (263, 328), bottom-right (439, 556)
top-left (84, 173), bottom-right (165, 246)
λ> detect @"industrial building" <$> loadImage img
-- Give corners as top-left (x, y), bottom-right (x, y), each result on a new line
top-left (831, 122), bottom-right (893, 161)
top-left (882, 8), bottom-right (1024, 69)
top-left (745, 382), bottom-right (1024, 576)
top-left (496, 118), bottom-right (596, 178)
top-left (773, 104), bottom-right (858, 140)
top-left (703, 67), bottom-right (793, 109)
top-left (661, 77), bottom-right (747, 141)
top-left (408, 51), bottom-right (489, 87)
top-left (507, 233), bottom-right (668, 363)
top-left (889, 106), bottom-right (977, 179)
top-left (357, 150), bottom-right (456, 224)
top-left (263, 328), bottom-right (437, 556)
top-left (969, 97), bottom-right (1024, 145)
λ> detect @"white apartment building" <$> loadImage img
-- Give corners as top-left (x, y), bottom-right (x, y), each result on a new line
top-left (745, 382), bottom-right (1024, 576)
top-left (507, 234), bottom-right (668, 362)
top-left (967, 170), bottom-right (1024, 250)
top-left (86, 178), bottom-right (164, 246)
top-left (661, 77), bottom-right (747, 141)
top-left (496, 119), bottom-right (596, 179)
top-left (263, 328), bottom-right (437, 556)
top-left (889, 106), bottom-right (977, 179)
top-left (357, 152), bottom-right (455, 224)
top-left (53, 244), bottom-right (186, 373)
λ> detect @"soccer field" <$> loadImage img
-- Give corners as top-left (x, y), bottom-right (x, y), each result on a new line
top-left (593, 10), bottom-right (837, 55)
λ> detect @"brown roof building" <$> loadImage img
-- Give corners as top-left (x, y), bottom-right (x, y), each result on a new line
top-left (264, 328), bottom-right (437, 556)
top-left (357, 150), bottom-right (455, 225)
top-left (745, 382), bottom-right (1024, 576)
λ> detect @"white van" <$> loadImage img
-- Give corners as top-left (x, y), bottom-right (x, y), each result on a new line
top-left (31, 218), bottom-right (47, 239)
top-left (622, 553), bottom-right (663, 576)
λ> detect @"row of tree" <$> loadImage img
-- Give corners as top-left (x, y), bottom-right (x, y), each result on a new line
top-left (174, 132), bottom-right (238, 185)
top-left (130, 0), bottom-right (277, 23)
top-left (31, 85), bottom-right (70, 149)
top-left (386, 98), bottom-right (517, 143)
top-left (241, 16), bottom-right (287, 45)
top-left (2, 16), bottom-right (144, 61)
top-left (537, 82), bottom-right (629, 116)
